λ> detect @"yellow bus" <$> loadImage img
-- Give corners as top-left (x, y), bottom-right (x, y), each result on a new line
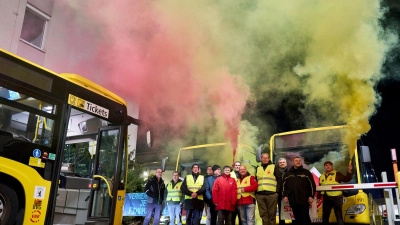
top-left (269, 125), bottom-right (384, 225)
top-left (0, 48), bottom-right (151, 225)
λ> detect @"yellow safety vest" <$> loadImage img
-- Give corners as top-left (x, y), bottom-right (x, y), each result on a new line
top-left (237, 176), bottom-right (255, 199)
top-left (184, 175), bottom-right (204, 200)
top-left (320, 170), bottom-right (342, 196)
top-left (166, 181), bottom-right (182, 201)
top-left (231, 171), bottom-right (238, 182)
top-left (256, 165), bottom-right (277, 192)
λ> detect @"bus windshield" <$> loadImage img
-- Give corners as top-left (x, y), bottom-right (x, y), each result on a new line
top-left (175, 143), bottom-right (258, 177)
top-left (271, 127), bottom-right (357, 184)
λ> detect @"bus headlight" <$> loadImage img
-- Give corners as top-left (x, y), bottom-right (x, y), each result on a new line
top-left (346, 204), bottom-right (366, 215)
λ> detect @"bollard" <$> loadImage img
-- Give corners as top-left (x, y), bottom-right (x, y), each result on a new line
top-left (382, 172), bottom-right (395, 225)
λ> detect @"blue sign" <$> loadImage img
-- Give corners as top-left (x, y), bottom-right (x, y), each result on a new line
top-left (123, 193), bottom-right (168, 216)
top-left (33, 149), bottom-right (41, 158)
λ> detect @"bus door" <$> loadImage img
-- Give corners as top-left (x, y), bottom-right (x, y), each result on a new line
top-left (87, 126), bottom-right (124, 224)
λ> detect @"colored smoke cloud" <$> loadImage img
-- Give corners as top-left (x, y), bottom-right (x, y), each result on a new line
top-left (60, 0), bottom-right (250, 156)
top-left (60, 0), bottom-right (396, 162)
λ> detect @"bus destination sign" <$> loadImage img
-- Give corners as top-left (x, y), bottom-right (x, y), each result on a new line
top-left (68, 94), bottom-right (109, 118)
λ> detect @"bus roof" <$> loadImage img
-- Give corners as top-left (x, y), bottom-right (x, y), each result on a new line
top-left (270, 125), bottom-right (347, 139)
top-left (0, 48), bottom-right (126, 106)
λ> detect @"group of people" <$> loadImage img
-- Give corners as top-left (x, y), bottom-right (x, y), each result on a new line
top-left (143, 153), bottom-right (353, 225)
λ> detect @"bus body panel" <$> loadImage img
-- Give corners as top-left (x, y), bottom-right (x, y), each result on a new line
top-left (113, 189), bottom-right (126, 225)
top-left (0, 157), bottom-right (51, 225)
top-left (342, 192), bottom-right (370, 224)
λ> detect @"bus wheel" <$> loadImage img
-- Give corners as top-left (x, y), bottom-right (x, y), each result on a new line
top-left (0, 184), bottom-right (19, 225)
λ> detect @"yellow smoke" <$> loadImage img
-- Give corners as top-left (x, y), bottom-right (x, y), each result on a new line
top-left (153, 0), bottom-right (396, 158)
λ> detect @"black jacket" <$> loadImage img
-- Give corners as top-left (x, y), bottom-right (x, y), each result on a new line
top-left (282, 165), bottom-right (316, 205)
top-left (181, 172), bottom-right (206, 210)
top-left (144, 175), bottom-right (166, 204)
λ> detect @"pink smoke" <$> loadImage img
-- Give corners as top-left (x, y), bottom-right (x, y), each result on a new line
top-left (209, 69), bottom-right (249, 158)
top-left (60, 1), bottom-right (249, 148)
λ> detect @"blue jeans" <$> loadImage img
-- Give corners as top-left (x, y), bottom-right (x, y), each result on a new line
top-left (168, 204), bottom-right (182, 225)
top-left (237, 204), bottom-right (256, 225)
top-left (144, 203), bottom-right (162, 225)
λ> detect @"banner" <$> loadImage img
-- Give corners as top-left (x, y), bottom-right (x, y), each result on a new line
top-left (123, 193), bottom-right (168, 216)
top-left (280, 200), bottom-right (295, 220)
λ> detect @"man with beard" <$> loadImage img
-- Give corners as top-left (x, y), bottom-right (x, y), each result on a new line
top-left (275, 158), bottom-right (288, 225)
top-left (283, 156), bottom-right (316, 225)
top-left (181, 164), bottom-right (206, 225)
top-left (237, 165), bottom-right (258, 225)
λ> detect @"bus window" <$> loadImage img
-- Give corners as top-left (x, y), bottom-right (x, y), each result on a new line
top-left (90, 128), bottom-right (121, 218)
top-left (63, 108), bottom-right (111, 178)
top-left (63, 142), bottom-right (91, 177)
top-left (0, 88), bottom-right (55, 147)
top-left (0, 86), bottom-right (56, 114)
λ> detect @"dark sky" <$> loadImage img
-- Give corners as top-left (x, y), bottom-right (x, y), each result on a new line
top-left (360, 0), bottom-right (400, 182)
top-left (364, 81), bottom-right (400, 182)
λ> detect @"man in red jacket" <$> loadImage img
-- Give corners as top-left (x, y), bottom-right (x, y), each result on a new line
top-left (237, 166), bottom-right (258, 225)
top-left (212, 165), bottom-right (238, 225)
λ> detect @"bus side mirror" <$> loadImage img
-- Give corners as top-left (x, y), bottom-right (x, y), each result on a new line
top-left (127, 116), bottom-right (153, 147)
top-left (360, 146), bottom-right (371, 163)
top-left (161, 157), bottom-right (168, 172)
top-left (147, 130), bottom-right (152, 147)
top-left (256, 145), bottom-right (263, 162)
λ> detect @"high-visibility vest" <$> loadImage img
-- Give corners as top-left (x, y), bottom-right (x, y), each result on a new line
top-left (231, 171), bottom-right (238, 181)
top-left (256, 165), bottom-right (277, 192)
top-left (237, 176), bottom-right (255, 199)
top-left (166, 181), bottom-right (182, 201)
top-left (320, 170), bottom-right (342, 196)
top-left (184, 175), bottom-right (204, 200)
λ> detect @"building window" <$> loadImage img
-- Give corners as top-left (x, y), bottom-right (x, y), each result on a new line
top-left (20, 4), bottom-right (50, 50)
